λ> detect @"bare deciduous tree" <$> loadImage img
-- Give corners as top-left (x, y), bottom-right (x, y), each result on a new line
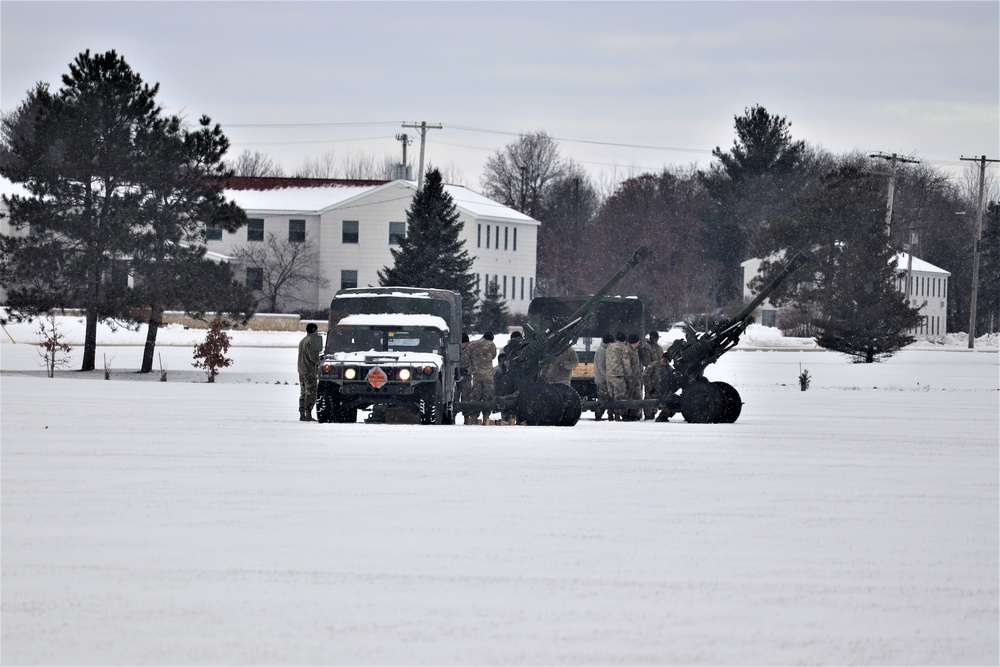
top-left (480, 131), bottom-right (565, 219)
top-left (228, 150), bottom-right (287, 177)
top-left (232, 232), bottom-right (329, 313)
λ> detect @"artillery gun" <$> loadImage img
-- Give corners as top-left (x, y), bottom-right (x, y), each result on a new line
top-left (460, 245), bottom-right (651, 426)
top-left (654, 251), bottom-right (811, 423)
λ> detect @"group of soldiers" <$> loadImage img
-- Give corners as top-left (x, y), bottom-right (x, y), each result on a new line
top-left (594, 330), bottom-right (666, 421)
top-left (457, 328), bottom-right (671, 424)
top-left (457, 329), bottom-right (581, 425)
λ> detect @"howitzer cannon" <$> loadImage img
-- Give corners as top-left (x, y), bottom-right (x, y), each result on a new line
top-left (655, 250), bottom-right (811, 423)
top-left (459, 245), bottom-right (651, 426)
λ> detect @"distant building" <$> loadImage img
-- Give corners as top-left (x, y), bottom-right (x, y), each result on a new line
top-left (215, 177), bottom-right (539, 314)
top-left (741, 253), bottom-right (950, 338)
top-left (0, 177), bottom-right (540, 315)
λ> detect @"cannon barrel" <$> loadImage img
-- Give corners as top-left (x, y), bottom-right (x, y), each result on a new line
top-left (499, 245), bottom-right (650, 395)
top-left (670, 250), bottom-right (810, 380)
top-left (717, 250), bottom-right (811, 335)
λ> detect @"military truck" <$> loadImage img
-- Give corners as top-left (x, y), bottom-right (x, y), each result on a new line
top-left (315, 287), bottom-right (462, 424)
top-left (526, 296), bottom-right (645, 400)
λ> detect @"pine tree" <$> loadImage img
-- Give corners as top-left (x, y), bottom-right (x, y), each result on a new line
top-left (755, 161), bottom-right (922, 362)
top-left (377, 169), bottom-right (477, 322)
top-left (0, 50), bottom-right (252, 372)
top-left (476, 277), bottom-right (510, 334)
top-left (132, 115), bottom-right (251, 373)
top-left (0, 51), bottom-right (162, 370)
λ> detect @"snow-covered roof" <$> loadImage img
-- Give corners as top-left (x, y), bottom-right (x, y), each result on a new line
top-left (224, 180), bottom-right (538, 225)
top-left (336, 314), bottom-right (449, 332)
top-left (893, 253), bottom-right (950, 276)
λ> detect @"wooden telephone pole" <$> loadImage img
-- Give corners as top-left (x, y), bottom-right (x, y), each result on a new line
top-left (870, 152), bottom-right (921, 236)
top-left (401, 121), bottom-right (442, 191)
top-left (960, 154), bottom-right (999, 349)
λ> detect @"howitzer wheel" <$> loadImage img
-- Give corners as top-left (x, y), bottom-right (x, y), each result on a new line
top-left (680, 380), bottom-right (723, 424)
top-left (514, 382), bottom-right (565, 426)
top-left (713, 381), bottom-right (743, 423)
top-left (551, 383), bottom-right (583, 426)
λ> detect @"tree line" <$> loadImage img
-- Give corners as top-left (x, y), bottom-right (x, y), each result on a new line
top-left (478, 110), bottom-right (999, 347)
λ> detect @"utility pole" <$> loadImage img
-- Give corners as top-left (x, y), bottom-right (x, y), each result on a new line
top-left (960, 154), bottom-right (999, 349)
top-left (401, 121), bottom-right (442, 191)
top-left (870, 152), bottom-right (920, 237)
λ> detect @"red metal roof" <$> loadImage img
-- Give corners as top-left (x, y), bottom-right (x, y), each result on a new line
top-left (225, 176), bottom-right (389, 190)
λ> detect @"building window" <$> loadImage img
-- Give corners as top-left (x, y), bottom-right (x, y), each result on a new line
top-left (342, 220), bottom-right (359, 244)
top-left (520, 276), bottom-right (524, 300)
top-left (246, 267), bottom-right (263, 291)
top-left (504, 227), bottom-right (509, 250)
top-left (503, 275), bottom-right (507, 298)
top-left (341, 270), bottom-right (358, 290)
top-left (513, 228), bottom-right (517, 251)
top-left (247, 218), bottom-right (264, 242)
top-left (476, 273), bottom-right (481, 295)
top-left (486, 225), bottom-right (491, 249)
top-left (288, 219), bottom-right (306, 243)
top-left (389, 221), bottom-right (406, 245)
top-left (530, 277), bottom-right (534, 300)
top-left (477, 224), bottom-right (481, 248)
top-left (495, 226), bottom-right (499, 251)
top-left (205, 226), bottom-right (222, 241)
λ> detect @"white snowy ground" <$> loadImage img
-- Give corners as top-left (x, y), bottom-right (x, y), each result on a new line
top-left (1, 315), bottom-right (998, 665)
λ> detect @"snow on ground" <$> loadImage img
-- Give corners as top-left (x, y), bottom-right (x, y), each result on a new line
top-left (1, 314), bottom-right (998, 664)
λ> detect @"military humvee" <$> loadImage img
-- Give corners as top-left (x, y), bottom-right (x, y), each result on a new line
top-left (316, 287), bottom-right (462, 424)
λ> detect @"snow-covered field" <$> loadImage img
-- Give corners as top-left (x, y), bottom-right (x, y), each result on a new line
top-left (2, 315), bottom-right (998, 665)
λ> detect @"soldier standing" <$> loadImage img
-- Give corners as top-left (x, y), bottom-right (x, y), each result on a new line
top-left (465, 331), bottom-right (497, 424)
top-left (643, 331), bottom-right (664, 420)
top-left (297, 323), bottom-right (323, 421)
top-left (457, 333), bottom-right (471, 401)
top-left (605, 331), bottom-right (631, 421)
top-left (541, 343), bottom-right (579, 386)
top-left (625, 333), bottom-right (643, 420)
top-left (593, 333), bottom-right (613, 421)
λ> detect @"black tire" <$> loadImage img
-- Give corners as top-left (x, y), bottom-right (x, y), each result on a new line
top-left (420, 383), bottom-right (444, 425)
top-left (713, 381), bottom-right (743, 423)
top-left (316, 383), bottom-right (336, 423)
top-left (514, 382), bottom-right (565, 426)
top-left (680, 380), bottom-right (723, 424)
top-left (552, 383), bottom-right (583, 427)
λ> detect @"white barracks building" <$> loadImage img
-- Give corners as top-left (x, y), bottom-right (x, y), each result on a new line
top-left (212, 177), bottom-right (539, 314)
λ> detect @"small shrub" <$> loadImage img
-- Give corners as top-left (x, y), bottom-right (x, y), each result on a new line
top-left (192, 317), bottom-right (233, 383)
top-left (798, 364), bottom-right (811, 391)
top-left (37, 313), bottom-right (72, 378)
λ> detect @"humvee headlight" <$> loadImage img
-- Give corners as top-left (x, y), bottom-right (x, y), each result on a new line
top-left (344, 367), bottom-right (357, 380)
top-left (397, 368), bottom-right (412, 381)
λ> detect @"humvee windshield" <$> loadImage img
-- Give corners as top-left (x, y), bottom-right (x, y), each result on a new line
top-left (326, 327), bottom-right (443, 355)
top-left (332, 296), bottom-right (453, 326)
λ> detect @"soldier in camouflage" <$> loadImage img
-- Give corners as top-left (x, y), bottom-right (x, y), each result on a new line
top-left (464, 331), bottom-right (497, 424)
top-left (297, 323), bottom-right (323, 421)
top-left (643, 331), bottom-right (664, 420)
top-left (540, 342), bottom-right (579, 386)
top-left (605, 331), bottom-right (632, 421)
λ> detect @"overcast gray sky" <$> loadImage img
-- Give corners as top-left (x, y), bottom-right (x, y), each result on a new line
top-left (2, 1), bottom-right (998, 187)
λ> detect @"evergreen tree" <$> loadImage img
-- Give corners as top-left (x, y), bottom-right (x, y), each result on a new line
top-left (132, 115), bottom-right (251, 373)
top-left (377, 169), bottom-right (477, 322)
top-left (0, 50), bottom-right (250, 372)
top-left (0, 51), bottom-right (162, 370)
top-left (755, 162), bottom-right (922, 362)
top-left (699, 105), bottom-right (814, 304)
top-left (476, 277), bottom-right (509, 334)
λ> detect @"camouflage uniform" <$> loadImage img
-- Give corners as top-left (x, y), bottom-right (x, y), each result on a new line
top-left (605, 339), bottom-right (632, 420)
top-left (593, 339), bottom-right (610, 420)
top-left (297, 329), bottom-right (323, 420)
top-left (625, 340), bottom-right (643, 420)
top-left (457, 341), bottom-right (471, 403)
top-left (541, 345), bottom-right (579, 386)
top-left (643, 336), bottom-right (665, 420)
top-left (464, 335), bottom-right (497, 423)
